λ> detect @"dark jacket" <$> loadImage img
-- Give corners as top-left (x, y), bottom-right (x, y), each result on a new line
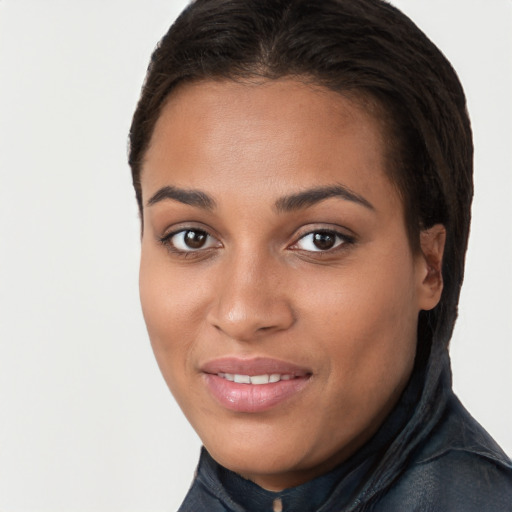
top-left (178, 350), bottom-right (512, 511)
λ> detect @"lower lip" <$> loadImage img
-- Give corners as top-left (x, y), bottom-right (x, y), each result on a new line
top-left (203, 374), bottom-right (311, 413)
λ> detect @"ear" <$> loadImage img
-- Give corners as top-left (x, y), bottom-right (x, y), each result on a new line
top-left (416, 224), bottom-right (446, 311)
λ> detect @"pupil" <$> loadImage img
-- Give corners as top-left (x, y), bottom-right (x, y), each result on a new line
top-left (313, 232), bottom-right (335, 250)
top-left (185, 230), bottom-right (206, 249)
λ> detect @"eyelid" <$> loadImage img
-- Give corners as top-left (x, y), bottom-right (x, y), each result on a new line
top-left (159, 224), bottom-right (222, 254)
top-left (288, 226), bottom-right (356, 253)
top-left (157, 222), bottom-right (355, 255)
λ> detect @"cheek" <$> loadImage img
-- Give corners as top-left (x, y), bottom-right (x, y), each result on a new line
top-left (299, 249), bottom-right (419, 393)
top-left (300, 246), bottom-right (417, 329)
top-left (138, 248), bottom-right (205, 384)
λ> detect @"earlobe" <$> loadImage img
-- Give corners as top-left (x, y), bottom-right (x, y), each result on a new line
top-left (417, 224), bottom-right (446, 311)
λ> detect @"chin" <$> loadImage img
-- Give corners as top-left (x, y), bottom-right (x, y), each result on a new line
top-left (200, 421), bottom-right (309, 476)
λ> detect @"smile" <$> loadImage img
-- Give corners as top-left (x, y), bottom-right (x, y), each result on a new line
top-left (201, 357), bottom-right (312, 413)
top-left (217, 373), bottom-right (296, 384)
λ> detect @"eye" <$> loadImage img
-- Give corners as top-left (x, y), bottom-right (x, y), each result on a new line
top-left (292, 229), bottom-right (351, 252)
top-left (163, 229), bottom-right (220, 252)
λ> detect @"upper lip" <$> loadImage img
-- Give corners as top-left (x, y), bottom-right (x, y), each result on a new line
top-left (201, 357), bottom-right (311, 377)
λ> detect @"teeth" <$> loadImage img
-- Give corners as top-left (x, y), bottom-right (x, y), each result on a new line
top-left (250, 375), bottom-right (269, 385)
top-left (218, 373), bottom-right (294, 384)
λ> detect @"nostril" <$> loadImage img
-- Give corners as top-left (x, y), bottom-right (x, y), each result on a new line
top-left (206, 283), bottom-right (295, 341)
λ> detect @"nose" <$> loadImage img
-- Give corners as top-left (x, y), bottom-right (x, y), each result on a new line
top-left (207, 252), bottom-right (295, 342)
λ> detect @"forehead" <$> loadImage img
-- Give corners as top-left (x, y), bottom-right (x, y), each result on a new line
top-left (141, 79), bottom-right (400, 213)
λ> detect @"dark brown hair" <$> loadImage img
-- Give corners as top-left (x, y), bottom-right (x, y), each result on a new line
top-left (129, 0), bottom-right (473, 356)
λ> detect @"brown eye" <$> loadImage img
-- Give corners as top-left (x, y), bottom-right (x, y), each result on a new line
top-left (184, 230), bottom-right (207, 249)
top-left (293, 229), bottom-right (350, 253)
top-left (166, 229), bottom-right (219, 252)
top-left (312, 232), bottom-right (336, 250)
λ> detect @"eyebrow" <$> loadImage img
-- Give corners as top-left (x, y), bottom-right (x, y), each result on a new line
top-left (146, 185), bottom-right (216, 210)
top-left (146, 183), bottom-right (374, 213)
top-left (274, 185), bottom-right (374, 212)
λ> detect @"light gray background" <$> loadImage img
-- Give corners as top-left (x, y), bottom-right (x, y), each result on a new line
top-left (0, 1), bottom-right (510, 511)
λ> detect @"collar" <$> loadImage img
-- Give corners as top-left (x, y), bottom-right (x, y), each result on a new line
top-left (192, 359), bottom-right (429, 512)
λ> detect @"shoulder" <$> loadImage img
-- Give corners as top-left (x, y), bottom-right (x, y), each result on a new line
top-left (375, 394), bottom-right (512, 511)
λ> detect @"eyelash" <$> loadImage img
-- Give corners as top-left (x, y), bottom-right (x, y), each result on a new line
top-left (159, 227), bottom-right (355, 256)
top-left (290, 229), bottom-right (355, 253)
top-left (159, 228), bottom-right (220, 255)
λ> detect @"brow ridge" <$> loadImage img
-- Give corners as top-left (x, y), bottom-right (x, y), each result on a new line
top-left (274, 185), bottom-right (374, 212)
top-left (146, 185), bottom-right (216, 210)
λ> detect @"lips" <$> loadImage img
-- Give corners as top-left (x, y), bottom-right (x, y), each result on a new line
top-left (201, 357), bottom-right (312, 413)
top-left (217, 372), bottom-right (295, 384)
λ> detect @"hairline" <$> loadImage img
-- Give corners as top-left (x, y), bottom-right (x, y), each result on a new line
top-left (136, 73), bottom-right (419, 250)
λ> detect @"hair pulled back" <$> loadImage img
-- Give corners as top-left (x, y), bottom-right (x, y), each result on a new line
top-left (129, 0), bottom-right (473, 357)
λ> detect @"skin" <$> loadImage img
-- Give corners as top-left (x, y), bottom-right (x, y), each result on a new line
top-left (139, 79), bottom-right (445, 491)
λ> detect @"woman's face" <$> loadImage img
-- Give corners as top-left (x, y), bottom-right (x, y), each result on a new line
top-left (139, 79), bottom-right (441, 490)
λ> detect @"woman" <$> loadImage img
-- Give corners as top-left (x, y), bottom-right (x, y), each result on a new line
top-left (129, 0), bottom-right (512, 510)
